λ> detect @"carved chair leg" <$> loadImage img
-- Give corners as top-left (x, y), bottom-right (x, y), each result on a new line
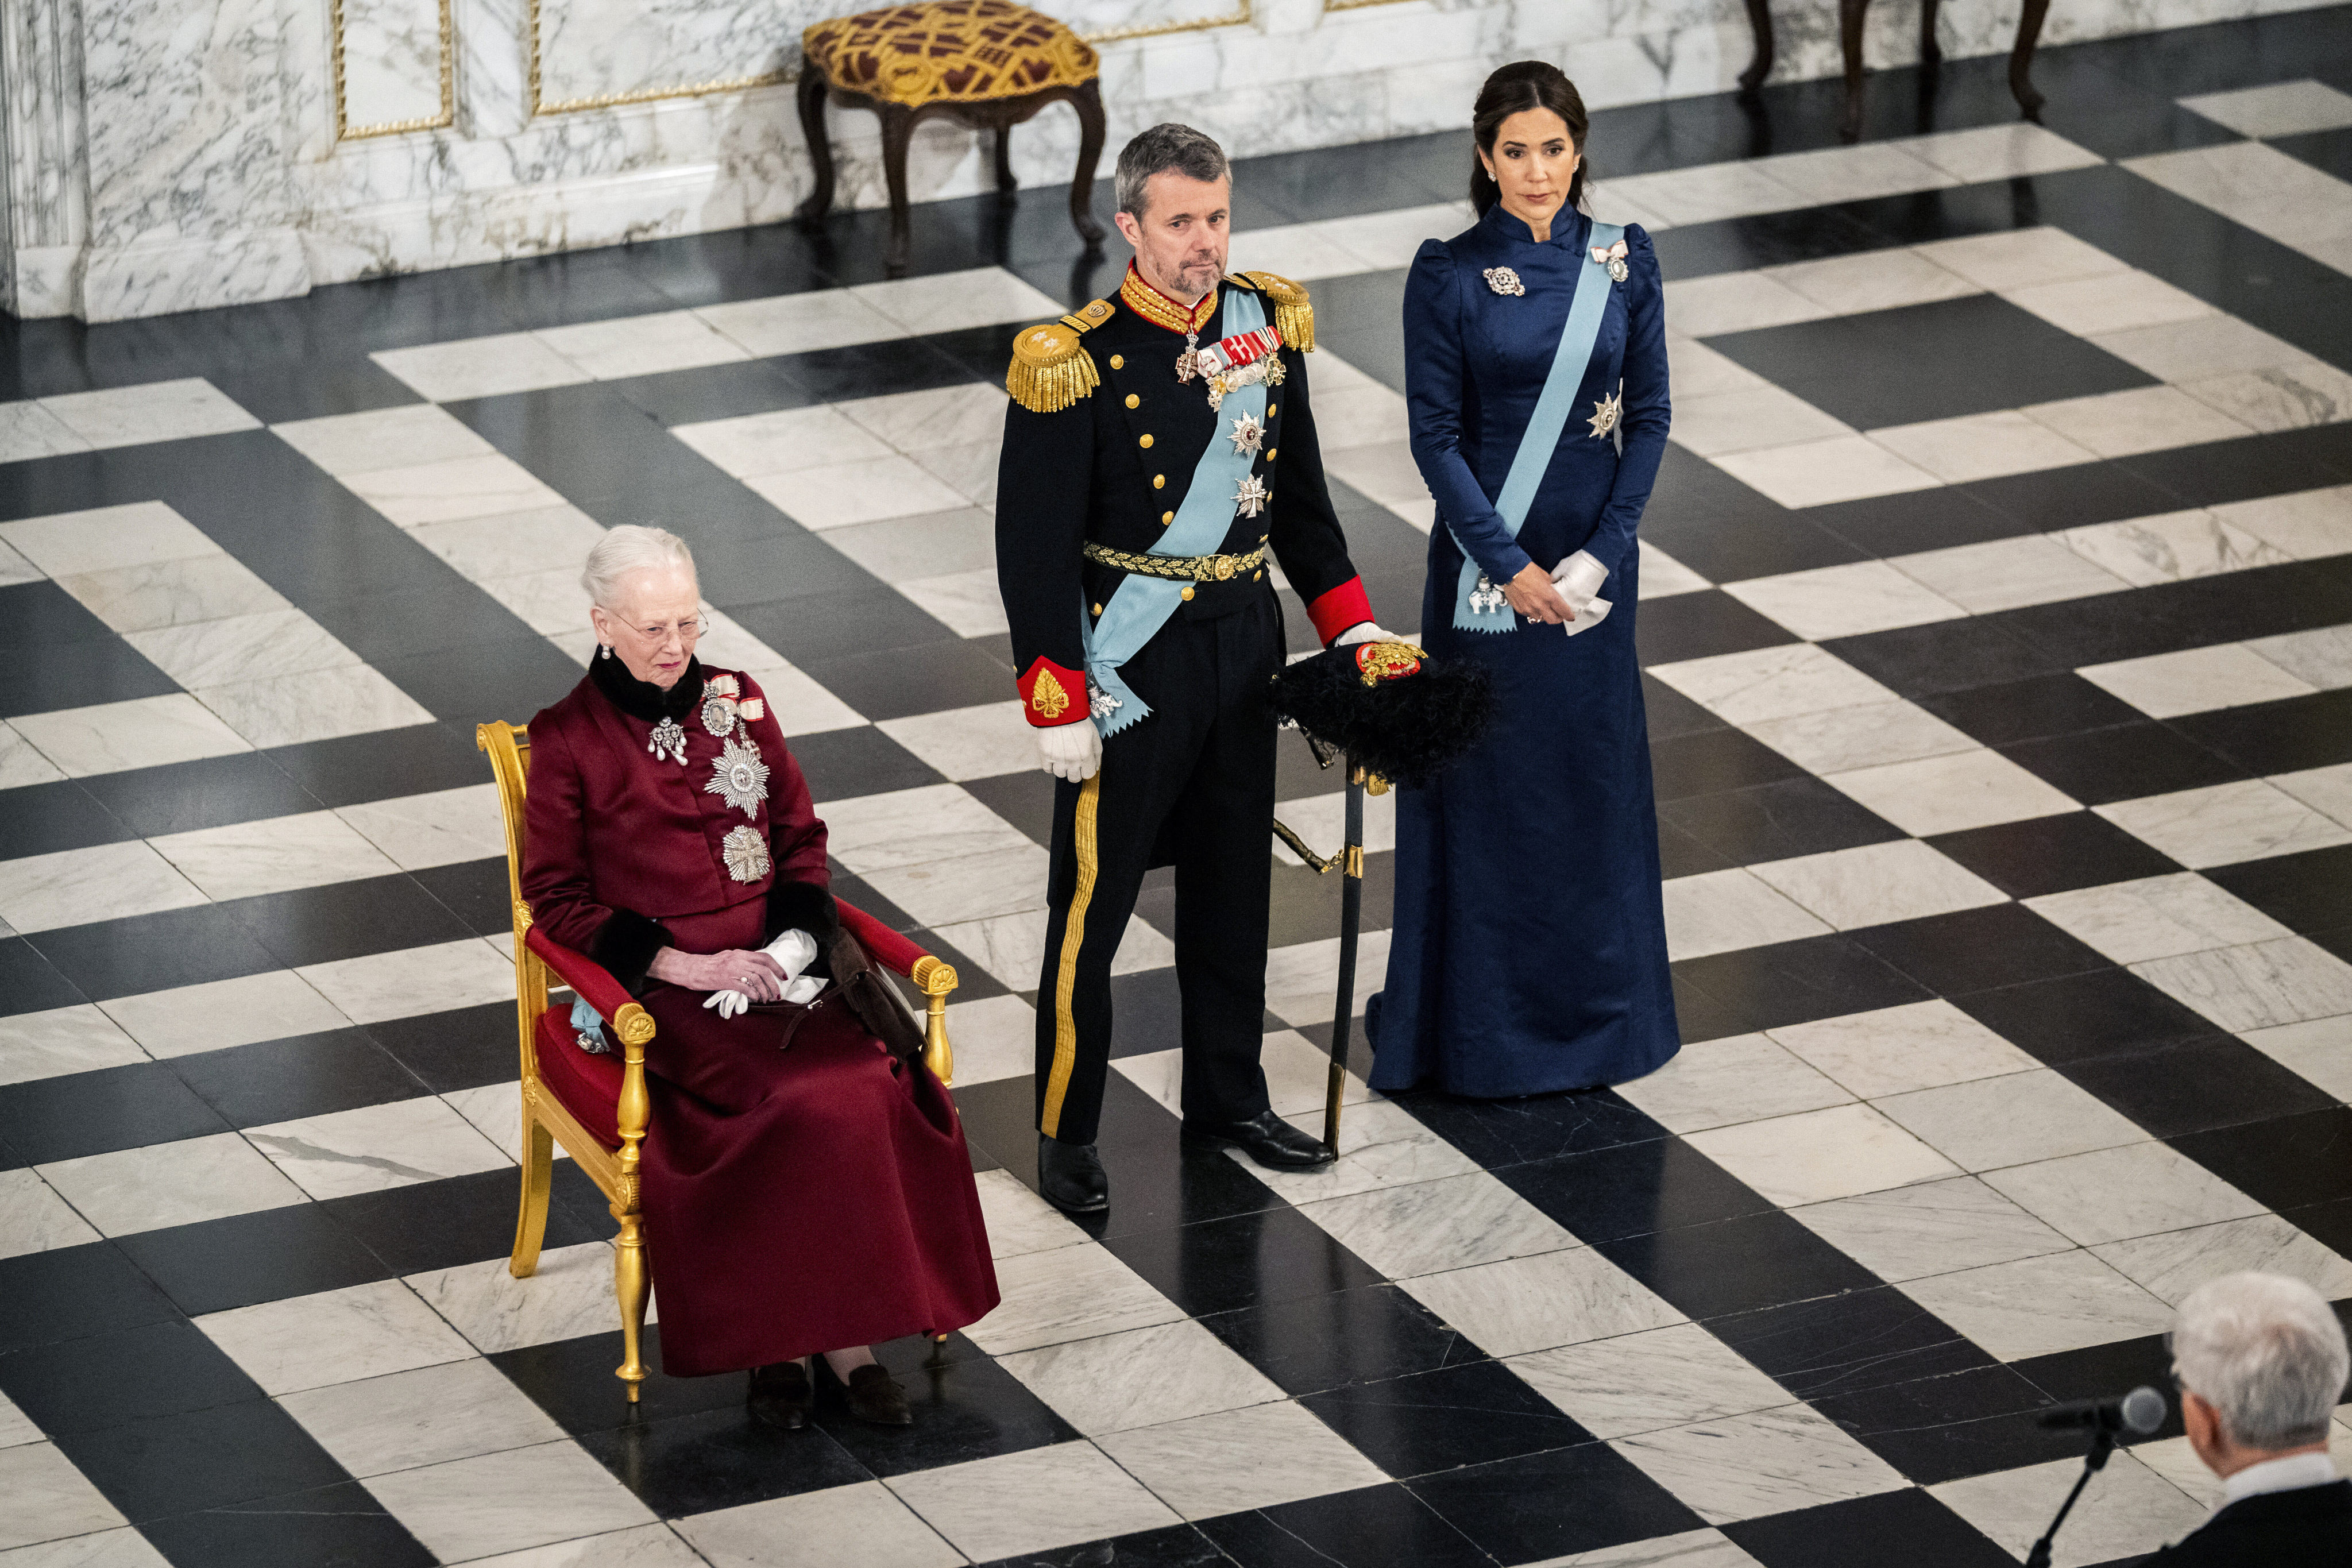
top-left (2011, 0), bottom-right (2050, 121)
top-left (613, 1203), bottom-right (650, 1400)
top-left (995, 125), bottom-right (1018, 192)
top-left (1838, 0), bottom-right (1872, 142)
top-left (881, 105), bottom-right (917, 277)
top-left (1736, 0), bottom-right (1774, 95)
top-left (509, 1115), bottom-right (554, 1279)
top-left (1069, 78), bottom-right (1107, 249)
top-left (1919, 0), bottom-right (1944, 67)
top-left (794, 71), bottom-right (836, 226)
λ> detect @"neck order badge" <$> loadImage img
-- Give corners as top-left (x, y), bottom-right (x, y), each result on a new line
top-left (1080, 287), bottom-right (1271, 736)
top-left (1451, 221), bottom-right (1624, 634)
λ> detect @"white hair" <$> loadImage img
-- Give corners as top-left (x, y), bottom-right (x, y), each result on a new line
top-left (581, 525), bottom-right (696, 609)
top-left (2172, 1271), bottom-right (2349, 1450)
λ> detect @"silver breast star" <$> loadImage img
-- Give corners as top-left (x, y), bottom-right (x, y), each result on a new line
top-left (1228, 411), bottom-right (1265, 457)
top-left (705, 733), bottom-right (770, 817)
top-left (1233, 473), bottom-right (1269, 518)
top-left (1588, 391), bottom-right (1623, 439)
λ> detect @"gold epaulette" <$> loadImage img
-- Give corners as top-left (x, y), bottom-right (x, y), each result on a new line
top-left (1233, 271), bottom-right (1314, 353)
top-left (1006, 298), bottom-right (1113, 413)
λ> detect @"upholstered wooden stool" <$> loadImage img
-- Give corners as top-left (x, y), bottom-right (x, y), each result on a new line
top-left (797, 0), bottom-right (1107, 276)
top-left (1739, 0), bottom-right (2050, 141)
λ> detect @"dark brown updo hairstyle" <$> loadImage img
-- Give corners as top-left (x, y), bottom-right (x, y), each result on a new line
top-left (1470, 61), bottom-right (1589, 217)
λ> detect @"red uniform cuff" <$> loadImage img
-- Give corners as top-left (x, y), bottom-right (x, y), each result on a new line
top-left (1017, 657), bottom-right (1090, 727)
top-left (1307, 578), bottom-right (1374, 646)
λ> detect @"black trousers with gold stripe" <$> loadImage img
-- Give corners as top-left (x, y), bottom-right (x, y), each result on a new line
top-left (1034, 594), bottom-right (1283, 1145)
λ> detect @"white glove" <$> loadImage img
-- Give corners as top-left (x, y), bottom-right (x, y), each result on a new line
top-left (703, 929), bottom-right (825, 1018)
top-left (1333, 621), bottom-right (1401, 648)
top-left (702, 988), bottom-right (748, 1020)
top-left (1551, 551), bottom-right (1608, 615)
top-left (1036, 721), bottom-right (1102, 782)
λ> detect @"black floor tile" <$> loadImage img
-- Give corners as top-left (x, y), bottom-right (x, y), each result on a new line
top-left (986, 1521), bottom-right (1231, 1568)
top-left (1633, 589), bottom-right (1802, 666)
top-left (1850, 903), bottom-right (2111, 996)
top-left (136, 1478), bottom-right (434, 1568)
top-left (2, 633), bottom-right (180, 717)
top-left (1656, 818), bottom-right (1736, 879)
top-left (2166, 686), bottom-right (2352, 777)
top-left (790, 723), bottom-right (943, 803)
top-left (206, 356), bottom-right (424, 426)
top-left (114, 1202), bottom-right (393, 1316)
top-left (694, 530), bottom-right (879, 615)
top-left (2203, 843), bottom-right (2352, 934)
top-left (1825, 618), bottom-right (2069, 700)
top-left (796, 638), bottom-right (1017, 723)
top-left (2117, 425), bottom-right (2352, 509)
top-left (1202, 1282), bottom-right (1481, 1398)
top-left (1708, 295), bottom-right (2155, 428)
top-left (2010, 1334), bottom-right (2184, 1442)
top-left (364, 1001), bottom-right (517, 1093)
top-left (580, 1404), bottom-right (871, 1517)
top-left (1997, 720), bottom-right (2246, 806)
top-left (496, 1324), bottom-right (744, 1438)
top-left (1503, 1137), bottom-right (1776, 1246)
top-left (410, 855), bottom-right (517, 939)
top-left (766, 336), bottom-right (984, 403)
top-left (1808, 485), bottom-right (2031, 558)
top-left (1405, 1442), bottom-right (1706, 1565)
top-left (1644, 456), bottom-right (1860, 584)
top-left (960, 767), bottom-right (1057, 847)
top-left (324, 1165), bottom-right (604, 1277)
top-left (56, 1400), bottom-right (351, 1522)
top-left (1651, 206), bottom-right (1890, 279)
top-left (1927, 810), bottom-right (2183, 898)
top-left (0, 1319), bottom-right (260, 1435)
top-left (266, 719), bottom-right (496, 809)
top-left (2282, 1195), bottom-right (2352, 1256)
top-left (1640, 672), bottom-right (1727, 741)
top-left (1953, 967), bottom-right (2226, 1065)
top-left (0, 578), bottom-right (132, 651)
top-left (1389, 1087), bottom-right (1666, 1171)
top-left (1600, 1210), bottom-right (1880, 1322)
top-left (28, 903), bottom-right (285, 1002)
top-left (2273, 124), bottom-right (2352, 181)
top-left (2170, 1107), bottom-right (2352, 1212)
top-left (1202, 1482), bottom-right (1493, 1568)
top-left (605, 356), bottom-right (822, 426)
top-left (221, 872), bottom-right (476, 968)
top-left (1669, 967), bottom-right (1752, 1044)
top-left (1669, 934), bottom-right (1934, 1037)
top-left (1708, 1285), bottom-right (1992, 1400)
top-left (1959, 459), bottom-right (2190, 534)
top-left (1301, 1359), bottom-right (1591, 1479)
top-left (1105, 1203), bottom-right (1383, 1319)
top-left (2056, 1034), bottom-right (2338, 1140)
top-left (1920, 673), bottom-right (2148, 748)
top-left (170, 1028), bottom-right (427, 1128)
top-left (0, 1242), bottom-right (181, 1355)
top-left (1660, 775), bottom-right (1907, 863)
top-left (1815, 1365), bottom-right (2084, 1486)
top-left (0, 1061), bottom-right (229, 1164)
top-left (1728, 1486), bottom-right (2018, 1568)
top-left (0, 779), bottom-right (136, 860)
top-left (0, 936), bottom-right (88, 1015)
top-left (812, 1334), bottom-right (1078, 1478)
top-left (76, 750), bottom-right (325, 839)
top-left (1648, 727), bottom-right (1810, 802)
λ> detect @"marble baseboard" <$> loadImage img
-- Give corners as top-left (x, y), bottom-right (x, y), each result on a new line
top-left (76, 229), bottom-right (313, 324)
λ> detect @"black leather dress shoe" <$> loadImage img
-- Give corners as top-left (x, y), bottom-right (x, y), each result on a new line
top-left (1038, 1134), bottom-right (1109, 1212)
top-left (747, 1360), bottom-right (813, 1430)
top-left (844, 1364), bottom-right (913, 1426)
top-left (1181, 1110), bottom-right (1335, 1169)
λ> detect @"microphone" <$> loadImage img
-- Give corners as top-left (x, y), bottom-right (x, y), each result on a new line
top-left (2038, 1387), bottom-right (2165, 1436)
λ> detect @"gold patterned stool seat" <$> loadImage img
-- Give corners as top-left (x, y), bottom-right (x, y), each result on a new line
top-left (795, 0), bottom-right (1107, 276)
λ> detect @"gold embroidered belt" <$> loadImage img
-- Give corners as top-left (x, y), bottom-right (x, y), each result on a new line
top-left (1082, 542), bottom-right (1267, 582)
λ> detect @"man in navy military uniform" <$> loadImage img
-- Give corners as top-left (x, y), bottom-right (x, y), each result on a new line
top-left (995, 122), bottom-right (1395, 1212)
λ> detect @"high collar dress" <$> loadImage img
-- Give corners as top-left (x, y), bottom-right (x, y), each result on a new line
top-left (522, 656), bottom-right (998, 1376)
top-left (1366, 203), bottom-right (1683, 1097)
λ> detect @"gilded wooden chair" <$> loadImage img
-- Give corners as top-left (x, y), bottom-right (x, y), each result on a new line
top-left (477, 721), bottom-right (960, 1399)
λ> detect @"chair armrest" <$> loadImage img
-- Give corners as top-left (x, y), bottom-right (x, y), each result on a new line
top-left (526, 925), bottom-right (647, 1039)
top-left (836, 898), bottom-right (959, 1084)
top-left (837, 899), bottom-right (928, 978)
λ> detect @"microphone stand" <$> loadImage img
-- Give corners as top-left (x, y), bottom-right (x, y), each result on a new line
top-left (2025, 1427), bottom-right (2118, 1568)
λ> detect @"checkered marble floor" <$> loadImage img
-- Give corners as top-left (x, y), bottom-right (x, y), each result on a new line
top-left (4, 14), bottom-right (2352, 1568)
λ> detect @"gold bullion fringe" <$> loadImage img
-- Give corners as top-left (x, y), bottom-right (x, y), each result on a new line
top-left (1007, 348), bottom-right (1099, 413)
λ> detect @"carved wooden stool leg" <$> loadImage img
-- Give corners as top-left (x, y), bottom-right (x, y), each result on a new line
top-left (794, 72), bottom-right (837, 226)
top-left (1069, 78), bottom-right (1107, 249)
top-left (1838, 0), bottom-right (1871, 142)
top-left (1737, 0), bottom-right (1774, 95)
top-left (995, 125), bottom-right (1018, 192)
top-left (881, 103), bottom-right (917, 277)
top-left (1919, 0), bottom-right (1944, 68)
top-left (2011, 0), bottom-right (2050, 121)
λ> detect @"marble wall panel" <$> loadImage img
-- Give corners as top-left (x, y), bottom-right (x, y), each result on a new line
top-left (339, 0), bottom-right (450, 134)
top-left (529, 0), bottom-right (805, 111)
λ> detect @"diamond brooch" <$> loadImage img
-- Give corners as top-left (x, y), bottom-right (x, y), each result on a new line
top-left (1483, 267), bottom-right (1525, 296)
top-left (647, 717), bottom-right (688, 765)
top-left (706, 733), bottom-right (770, 817)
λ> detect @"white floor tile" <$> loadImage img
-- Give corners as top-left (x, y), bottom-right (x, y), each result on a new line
top-left (1748, 839), bottom-right (2008, 932)
top-left (1663, 336), bottom-right (1770, 399)
top-left (671, 405), bottom-right (893, 477)
top-left (2093, 1213), bottom-right (2352, 1307)
top-left (0, 1443), bottom-right (129, 1552)
top-left (962, 1241), bottom-right (1184, 1355)
top-left (2097, 778), bottom-right (2352, 867)
top-left (372, 334), bottom-right (587, 401)
top-left (872, 701), bottom-right (1033, 782)
top-left (299, 936), bottom-right (517, 1025)
top-left (272, 404), bottom-right (497, 476)
top-left (1230, 221), bottom-right (1385, 282)
top-left (2078, 641), bottom-right (2316, 718)
top-left (896, 567), bottom-right (1010, 638)
top-left (1612, 1032), bottom-right (1853, 1133)
top-left (1095, 1400), bottom-right (1389, 1520)
top-left (1899, 123), bottom-right (2106, 179)
top-left (970, 1168), bottom-right (1089, 1263)
top-left (1901, 1249), bottom-right (2177, 1361)
top-left (1758, 142), bottom-right (1959, 206)
top-left (1509, 1323), bottom-right (1790, 1440)
top-left (0, 727), bottom-right (63, 787)
top-left (56, 554), bottom-right (291, 634)
top-left (194, 663), bottom-right (435, 749)
top-left (1669, 387), bottom-right (1852, 458)
top-left (1685, 1103), bottom-right (1960, 1206)
top-left (534, 310), bottom-right (751, 380)
top-left (2277, 759), bottom-right (2352, 827)
top-left (41, 379), bottom-right (259, 449)
top-left (1823, 747), bottom-right (2080, 836)
top-left (2132, 935), bottom-right (2352, 1032)
top-left (1400, 1244), bottom-right (1685, 1357)
top-left (0, 401), bottom-right (91, 464)
top-left (1788, 1176), bottom-right (2072, 1283)
top-left (817, 786), bottom-right (1018, 877)
top-left (998, 1317), bottom-right (1284, 1436)
top-left (1892, 532), bottom-right (2132, 613)
top-left (196, 1279), bottom-right (474, 1395)
top-left (1764, 248), bottom-right (1980, 313)
top-left (280, 1358), bottom-right (576, 1484)
top-left (1874, 1069), bottom-right (2146, 1172)
top-left (37, 1131), bottom-right (307, 1237)
top-left (1915, 227), bottom-right (2128, 292)
top-left (1712, 435), bottom-right (1944, 509)
top-left (2125, 140), bottom-right (2352, 249)
top-left (2179, 79), bottom-right (2352, 137)
top-left (1647, 643), bottom-right (1898, 725)
top-left (2025, 872), bottom-right (2292, 964)
top-left (682, 1481), bottom-right (965, 1568)
top-left (0, 1005), bottom-right (148, 1087)
top-left (1300, 1171), bottom-right (1576, 1280)
top-left (885, 1444), bottom-right (1177, 1561)
top-left (1740, 698), bottom-right (1976, 774)
top-left (1938, 1449), bottom-right (2207, 1567)
top-left (0, 501), bottom-right (219, 578)
top-left (697, 291), bottom-right (904, 357)
top-left (2088, 312), bottom-right (2312, 381)
top-left (2023, 385), bottom-right (2256, 458)
top-left (818, 508), bottom-right (997, 584)
top-left (1984, 1141), bottom-right (2266, 1246)
top-left (1639, 540), bottom-right (1714, 597)
top-left (2006, 269), bottom-right (2218, 336)
top-left (1323, 442), bottom-right (1436, 528)
top-left (407, 1241), bottom-right (632, 1355)
top-left (1262, 927), bottom-right (1390, 1027)
top-left (1517, 1529), bottom-right (1765, 1567)
top-left (1611, 1404), bottom-right (1909, 1524)
top-left (9, 694), bottom-right (252, 778)
top-left (2238, 1015), bottom-right (2352, 1100)
top-left (1659, 272), bottom-right (1833, 337)
top-left (336, 782), bottom-right (507, 871)
top-left (246, 1096), bottom-right (512, 1200)
top-left (364, 1439), bottom-right (655, 1562)
top-left (745, 454), bottom-right (970, 530)
top-left (2061, 507), bottom-right (2293, 585)
top-left (1867, 410), bottom-right (2103, 486)
top-left (148, 808), bottom-right (401, 902)
top-left (0, 839), bottom-right (210, 935)
top-left (2214, 483), bottom-right (2352, 559)
top-left (861, 841), bottom-right (1052, 926)
top-left (931, 909), bottom-right (1171, 992)
top-left (2245, 624), bottom-right (2352, 689)
top-left (933, 993), bottom-right (1037, 1089)
top-left (2179, 358), bottom-right (2352, 431)
top-left (849, 268), bottom-right (1063, 337)
top-left (1766, 999), bottom-right (2039, 1098)
top-left (0, 1168), bottom-right (102, 1260)
top-left (1660, 868), bottom-right (1833, 961)
top-left (407, 503), bottom-right (608, 583)
top-left (96, 968), bottom-right (351, 1059)
top-left (342, 452), bottom-right (568, 527)
top-left (1235, 1099), bottom-right (1474, 1203)
top-left (125, 608), bottom-right (359, 690)
top-left (1610, 165), bottom-right (1812, 229)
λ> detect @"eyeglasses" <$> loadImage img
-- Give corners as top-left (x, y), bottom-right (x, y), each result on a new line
top-left (617, 615), bottom-right (705, 643)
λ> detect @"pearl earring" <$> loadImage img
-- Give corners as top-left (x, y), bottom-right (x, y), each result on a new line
top-left (600, 644), bottom-right (613, 659)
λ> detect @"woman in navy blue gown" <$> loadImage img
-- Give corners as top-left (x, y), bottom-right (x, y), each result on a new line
top-left (1368, 61), bottom-right (1680, 1097)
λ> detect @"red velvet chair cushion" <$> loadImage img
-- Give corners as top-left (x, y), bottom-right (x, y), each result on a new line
top-left (534, 1009), bottom-right (624, 1151)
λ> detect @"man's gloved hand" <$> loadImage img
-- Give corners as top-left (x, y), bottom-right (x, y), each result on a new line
top-left (1333, 621), bottom-right (1404, 648)
top-left (1036, 721), bottom-right (1102, 782)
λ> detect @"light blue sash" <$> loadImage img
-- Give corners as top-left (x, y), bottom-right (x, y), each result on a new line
top-left (1081, 288), bottom-right (1270, 737)
top-left (1450, 222), bottom-right (1623, 634)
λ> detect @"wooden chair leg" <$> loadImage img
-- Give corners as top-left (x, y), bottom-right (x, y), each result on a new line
top-left (1736, 0), bottom-right (1774, 95)
top-left (1069, 79), bottom-right (1107, 250)
top-left (2011, 0), bottom-right (2050, 121)
top-left (613, 1200), bottom-right (650, 1401)
top-left (995, 125), bottom-right (1018, 192)
top-left (881, 104), bottom-right (916, 277)
top-left (1837, 0), bottom-right (1872, 142)
top-left (794, 71), bottom-right (837, 226)
top-left (1918, 0), bottom-right (1944, 68)
top-left (509, 1115), bottom-right (554, 1279)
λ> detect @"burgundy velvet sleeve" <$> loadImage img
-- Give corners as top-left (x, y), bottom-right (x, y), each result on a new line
top-left (520, 713), bottom-right (666, 990)
top-left (741, 676), bottom-right (837, 945)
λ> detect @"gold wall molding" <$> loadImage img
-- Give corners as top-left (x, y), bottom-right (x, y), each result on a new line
top-left (526, 0), bottom-right (795, 117)
top-left (1082, 0), bottom-right (1252, 45)
top-left (1322, 0), bottom-right (1418, 11)
top-left (332, 0), bottom-right (457, 140)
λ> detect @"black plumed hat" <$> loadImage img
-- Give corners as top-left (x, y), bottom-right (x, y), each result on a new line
top-left (1267, 642), bottom-right (1496, 790)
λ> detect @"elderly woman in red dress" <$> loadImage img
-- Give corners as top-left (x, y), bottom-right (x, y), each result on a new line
top-left (522, 524), bottom-right (998, 1429)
